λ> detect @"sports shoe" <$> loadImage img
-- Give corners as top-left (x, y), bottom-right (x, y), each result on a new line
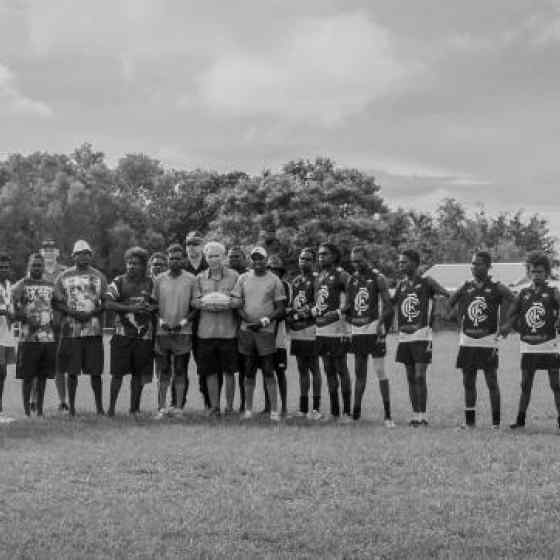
top-left (384, 419), bottom-right (396, 428)
top-left (338, 414), bottom-right (353, 425)
top-left (154, 410), bottom-right (167, 420)
top-left (409, 419), bottom-right (420, 427)
top-left (270, 411), bottom-right (281, 422)
top-left (320, 414), bottom-right (338, 423)
top-left (293, 410), bottom-right (307, 418)
top-left (510, 422), bottom-right (525, 429)
top-left (207, 408), bottom-right (221, 418)
top-left (420, 419), bottom-right (429, 426)
top-left (241, 410), bottom-right (253, 421)
top-left (0, 413), bottom-right (15, 424)
top-left (307, 409), bottom-right (323, 421)
top-left (491, 424), bottom-right (500, 431)
top-left (167, 407), bottom-right (182, 417)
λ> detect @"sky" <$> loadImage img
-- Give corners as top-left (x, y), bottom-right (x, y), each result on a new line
top-left (1, 0), bottom-right (560, 233)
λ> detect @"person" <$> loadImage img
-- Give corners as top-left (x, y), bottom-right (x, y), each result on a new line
top-left (54, 240), bottom-right (107, 416)
top-left (12, 253), bottom-right (57, 417)
top-left (227, 245), bottom-right (248, 412)
top-left (0, 253), bottom-right (16, 421)
top-left (501, 253), bottom-right (560, 431)
top-left (192, 241), bottom-right (240, 415)
top-left (393, 249), bottom-right (449, 426)
top-left (313, 242), bottom-right (352, 423)
top-left (448, 251), bottom-right (513, 429)
top-left (148, 252), bottom-right (167, 279)
top-left (287, 248), bottom-right (322, 420)
top-left (152, 243), bottom-right (196, 418)
top-left (345, 246), bottom-right (394, 425)
top-left (105, 247), bottom-right (157, 416)
top-left (231, 246), bottom-right (286, 422)
top-left (34, 239), bottom-right (68, 412)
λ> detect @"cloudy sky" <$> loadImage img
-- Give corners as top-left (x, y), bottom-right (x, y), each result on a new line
top-left (1, 1), bottom-right (559, 231)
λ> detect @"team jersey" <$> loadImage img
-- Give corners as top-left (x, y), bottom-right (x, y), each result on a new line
top-left (314, 267), bottom-right (350, 338)
top-left (517, 284), bottom-right (559, 354)
top-left (106, 275), bottom-right (155, 340)
top-left (12, 277), bottom-right (56, 343)
top-left (454, 278), bottom-right (507, 348)
top-left (55, 266), bottom-right (107, 338)
top-left (346, 268), bottom-right (383, 335)
top-left (394, 276), bottom-right (435, 342)
top-left (287, 273), bottom-right (316, 341)
top-left (275, 279), bottom-right (291, 350)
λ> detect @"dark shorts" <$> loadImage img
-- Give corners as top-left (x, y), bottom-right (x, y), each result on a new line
top-left (396, 340), bottom-right (432, 365)
top-left (274, 348), bottom-right (288, 372)
top-left (238, 329), bottom-right (275, 357)
top-left (290, 339), bottom-right (317, 357)
top-left (316, 336), bottom-right (347, 358)
top-left (197, 338), bottom-right (238, 377)
top-left (456, 346), bottom-right (498, 370)
top-left (350, 334), bottom-right (386, 358)
top-left (0, 345), bottom-right (16, 366)
top-left (57, 337), bottom-right (104, 376)
top-left (155, 334), bottom-right (192, 356)
top-left (110, 335), bottom-right (153, 382)
top-left (521, 353), bottom-right (560, 371)
top-left (16, 342), bottom-right (57, 380)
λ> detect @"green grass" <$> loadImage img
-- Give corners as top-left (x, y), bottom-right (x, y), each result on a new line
top-left (1, 332), bottom-right (560, 559)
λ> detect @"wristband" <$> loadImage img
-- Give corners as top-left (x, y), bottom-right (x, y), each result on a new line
top-left (260, 317), bottom-right (271, 328)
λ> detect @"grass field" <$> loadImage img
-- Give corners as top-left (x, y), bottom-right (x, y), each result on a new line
top-left (2, 331), bottom-right (560, 559)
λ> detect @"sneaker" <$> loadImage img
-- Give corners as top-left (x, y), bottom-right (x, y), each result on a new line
top-left (510, 422), bottom-right (525, 429)
top-left (242, 410), bottom-right (253, 421)
top-left (257, 409), bottom-right (270, 417)
top-left (491, 424), bottom-right (500, 431)
top-left (0, 414), bottom-right (15, 424)
top-left (384, 419), bottom-right (396, 428)
top-left (307, 409), bottom-right (323, 421)
top-left (154, 410), bottom-right (167, 420)
top-left (167, 407), bottom-right (182, 417)
top-left (207, 408), bottom-right (221, 418)
top-left (320, 414), bottom-right (338, 423)
top-left (409, 419), bottom-right (420, 427)
top-left (338, 414), bottom-right (353, 425)
top-left (270, 411), bottom-right (281, 422)
top-left (293, 410), bottom-right (307, 418)
top-left (420, 419), bottom-right (429, 426)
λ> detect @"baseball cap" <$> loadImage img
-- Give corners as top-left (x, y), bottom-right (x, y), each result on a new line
top-left (185, 231), bottom-right (204, 245)
top-left (250, 246), bottom-right (268, 259)
top-left (72, 240), bottom-right (93, 255)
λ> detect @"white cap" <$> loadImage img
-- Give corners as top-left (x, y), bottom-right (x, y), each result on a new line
top-left (250, 246), bottom-right (268, 259)
top-left (72, 240), bottom-right (93, 255)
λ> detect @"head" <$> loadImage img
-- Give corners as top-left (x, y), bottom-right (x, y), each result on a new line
top-left (27, 253), bottom-right (45, 280)
top-left (298, 247), bottom-right (315, 274)
top-left (317, 243), bottom-right (339, 270)
top-left (398, 249), bottom-right (420, 276)
top-left (167, 243), bottom-right (185, 273)
top-left (227, 246), bottom-right (245, 271)
top-left (0, 254), bottom-right (11, 281)
top-left (72, 240), bottom-right (93, 269)
top-left (124, 246), bottom-right (149, 279)
top-left (250, 247), bottom-right (268, 275)
top-left (149, 252), bottom-right (167, 278)
top-left (267, 255), bottom-right (285, 278)
top-left (40, 239), bottom-right (59, 266)
top-left (204, 241), bottom-right (226, 271)
top-left (471, 251), bottom-right (491, 281)
top-left (185, 231), bottom-right (203, 260)
top-left (350, 245), bottom-right (369, 274)
top-left (528, 252), bottom-right (550, 286)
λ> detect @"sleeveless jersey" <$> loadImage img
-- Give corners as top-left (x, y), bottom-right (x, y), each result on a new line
top-left (517, 285), bottom-right (559, 354)
top-left (394, 276), bottom-right (435, 341)
top-left (287, 273), bottom-right (316, 341)
top-left (314, 268), bottom-right (350, 337)
top-left (456, 279), bottom-right (504, 348)
top-left (346, 268), bottom-right (381, 335)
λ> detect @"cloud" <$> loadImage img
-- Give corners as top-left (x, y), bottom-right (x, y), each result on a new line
top-left (196, 12), bottom-right (410, 125)
top-left (0, 64), bottom-right (52, 117)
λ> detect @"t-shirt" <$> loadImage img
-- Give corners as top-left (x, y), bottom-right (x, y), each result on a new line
top-left (231, 271), bottom-right (286, 333)
top-left (346, 268), bottom-right (382, 335)
top-left (0, 280), bottom-right (15, 347)
top-left (55, 266), bottom-right (107, 338)
top-left (106, 275), bottom-right (155, 340)
top-left (393, 276), bottom-right (436, 341)
top-left (314, 268), bottom-right (350, 337)
top-left (152, 270), bottom-right (196, 335)
top-left (12, 277), bottom-right (56, 343)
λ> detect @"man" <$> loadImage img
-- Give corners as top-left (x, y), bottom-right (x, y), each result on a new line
top-left (393, 249), bottom-right (449, 427)
top-left (231, 246), bottom-right (286, 422)
top-left (227, 245), bottom-right (248, 412)
top-left (192, 241), bottom-right (240, 415)
top-left (313, 242), bottom-right (352, 423)
top-left (346, 246), bottom-right (394, 425)
top-left (149, 252), bottom-right (167, 279)
top-left (287, 248), bottom-right (322, 420)
top-left (35, 239), bottom-right (67, 412)
top-left (105, 247), bottom-right (156, 417)
top-left (448, 251), bottom-right (513, 429)
top-left (54, 240), bottom-right (107, 416)
top-left (12, 253), bottom-right (57, 417)
top-left (0, 253), bottom-right (16, 421)
top-left (501, 253), bottom-right (560, 431)
top-left (152, 243), bottom-right (196, 418)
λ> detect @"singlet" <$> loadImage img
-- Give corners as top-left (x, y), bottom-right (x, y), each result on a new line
top-left (346, 268), bottom-right (382, 335)
top-left (288, 273), bottom-right (316, 341)
top-left (394, 276), bottom-right (435, 342)
top-left (314, 268), bottom-right (350, 338)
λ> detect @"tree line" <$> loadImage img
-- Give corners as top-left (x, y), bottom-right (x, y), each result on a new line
top-left (0, 144), bottom-right (555, 278)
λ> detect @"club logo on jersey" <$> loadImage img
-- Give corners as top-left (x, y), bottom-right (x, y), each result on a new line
top-left (467, 296), bottom-right (488, 327)
top-left (525, 302), bottom-right (546, 333)
top-left (315, 286), bottom-right (329, 314)
top-left (401, 293), bottom-right (420, 323)
top-left (354, 287), bottom-right (370, 316)
top-left (292, 289), bottom-right (308, 311)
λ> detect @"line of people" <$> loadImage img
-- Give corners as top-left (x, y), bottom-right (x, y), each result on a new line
top-left (1, 235), bottom-right (559, 433)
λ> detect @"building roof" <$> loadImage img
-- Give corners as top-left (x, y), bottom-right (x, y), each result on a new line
top-left (423, 262), bottom-right (528, 291)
